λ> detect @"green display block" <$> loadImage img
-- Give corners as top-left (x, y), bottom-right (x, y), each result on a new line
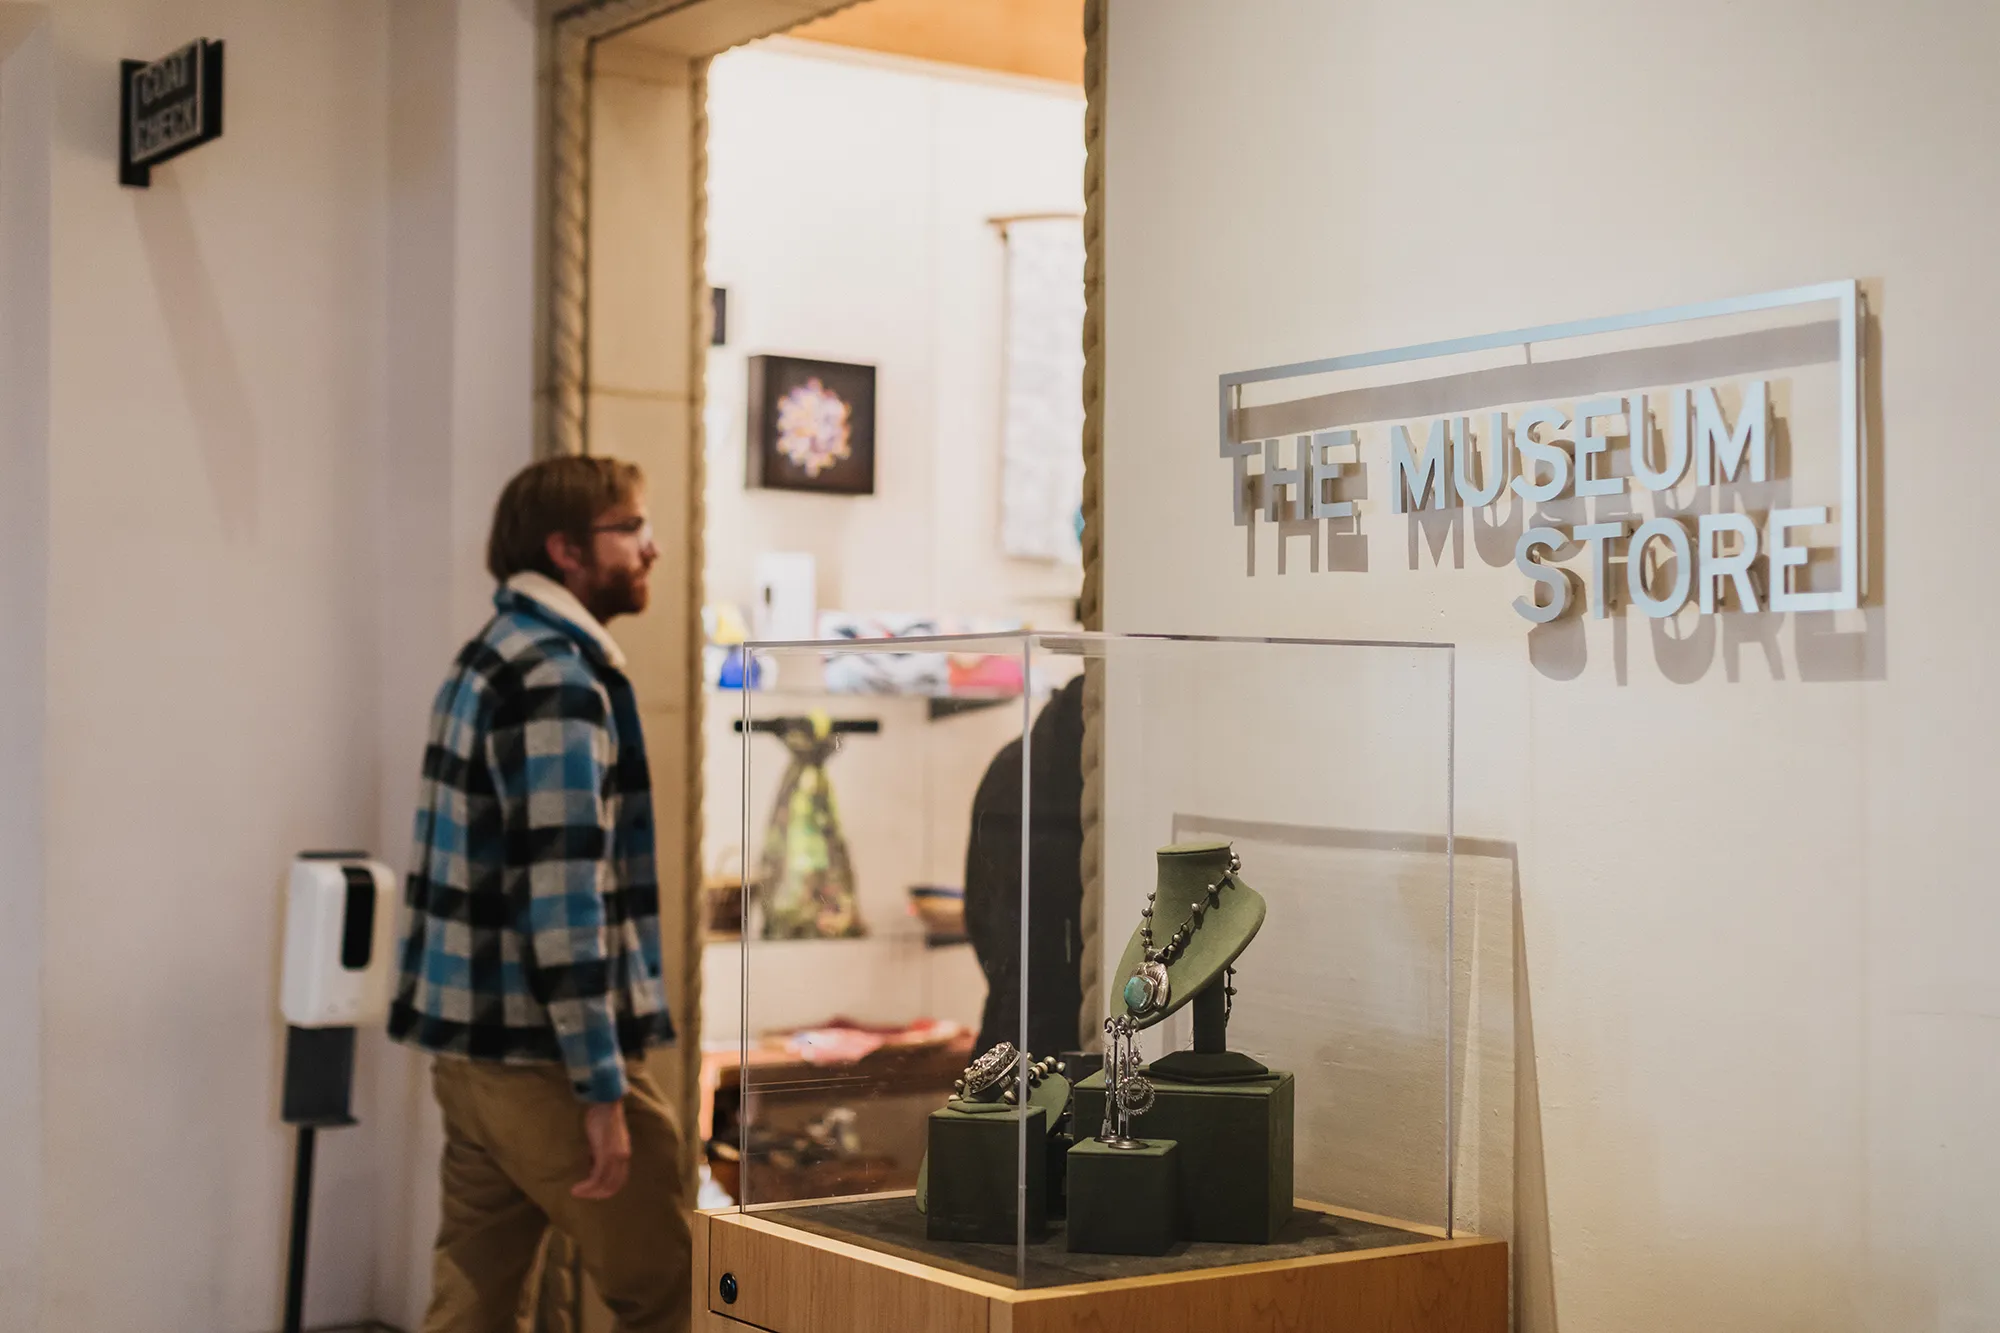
top-left (924, 1104), bottom-right (1047, 1244)
top-left (1065, 1138), bottom-right (1178, 1255)
top-left (1074, 1069), bottom-right (1294, 1243)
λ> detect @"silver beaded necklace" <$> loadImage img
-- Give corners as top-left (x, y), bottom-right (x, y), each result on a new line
top-left (1122, 851), bottom-right (1240, 1017)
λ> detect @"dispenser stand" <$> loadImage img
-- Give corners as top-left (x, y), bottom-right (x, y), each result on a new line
top-left (279, 1024), bottom-right (358, 1333)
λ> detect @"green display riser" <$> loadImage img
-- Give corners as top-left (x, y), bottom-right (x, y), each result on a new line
top-left (924, 1104), bottom-right (1048, 1244)
top-left (1072, 1069), bottom-right (1294, 1244)
top-left (1065, 1137), bottom-right (1178, 1255)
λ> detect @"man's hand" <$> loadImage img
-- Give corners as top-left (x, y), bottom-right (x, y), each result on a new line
top-left (572, 1099), bottom-right (632, 1200)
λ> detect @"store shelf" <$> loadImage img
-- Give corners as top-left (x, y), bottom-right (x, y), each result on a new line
top-left (707, 683), bottom-right (1028, 722)
top-left (699, 933), bottom-right (985, 1049)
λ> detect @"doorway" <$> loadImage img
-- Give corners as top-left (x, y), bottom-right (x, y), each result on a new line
top-left (533, 0), bottom-right (1104, 1325)
top-left (688, 15), bottom-right (1085, 1212)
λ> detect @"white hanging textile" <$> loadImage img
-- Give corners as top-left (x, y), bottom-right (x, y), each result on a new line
top-left (998, 215), bottom-right (1085, 564)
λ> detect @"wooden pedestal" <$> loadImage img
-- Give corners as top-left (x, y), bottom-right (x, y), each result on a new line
top-left (693, 1197), bottom-right (1506, 1333)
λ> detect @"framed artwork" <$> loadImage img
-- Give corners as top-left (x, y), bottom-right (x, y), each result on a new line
top-left (746, 354), bottom-right (877, 496)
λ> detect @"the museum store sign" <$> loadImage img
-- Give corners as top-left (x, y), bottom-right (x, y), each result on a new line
top-left (1216, 281), bottom-right (1864, 622)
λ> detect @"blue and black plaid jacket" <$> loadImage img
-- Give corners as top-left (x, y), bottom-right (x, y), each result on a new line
top-left (388, 578), bottom-right (674, 1102)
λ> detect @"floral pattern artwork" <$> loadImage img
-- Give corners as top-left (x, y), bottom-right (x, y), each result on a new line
top-left (746, 355), bottom-right (876, 495)
top-left (774, 378), bottom-right (853, 479)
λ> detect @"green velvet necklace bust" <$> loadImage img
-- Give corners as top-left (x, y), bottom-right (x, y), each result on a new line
top-left (1112, 841), bottom-right (1266, 1029)
top-left (1114, 840), bottom-right (1272, 1083)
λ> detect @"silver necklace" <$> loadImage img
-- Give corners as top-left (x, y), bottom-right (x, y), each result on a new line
top-left (1097, 1015), bottom-right (1154, 1148)
top-left (1123, 851), bottom-right (1240, 1017)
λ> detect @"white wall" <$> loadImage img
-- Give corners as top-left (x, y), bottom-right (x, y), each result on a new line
top-left (39, 4), bottom-right (389, 1328)
top-left (1104, 2), bottom-right (1999, 1331)
top-left (0, 3), bottom-right (539, 1331)
top-left (0, 12), bottom-right (51, 1331)
top-left (702, 40), bottom-right (1084, 627)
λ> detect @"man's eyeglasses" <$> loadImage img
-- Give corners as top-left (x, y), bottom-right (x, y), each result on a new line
top-left (591, 517), bottom-right (654, 544)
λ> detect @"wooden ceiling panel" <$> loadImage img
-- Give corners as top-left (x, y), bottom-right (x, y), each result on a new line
top-left (612, 0), bottom-right (858, 59)
top-left (789, 0), bottom-right (1084, 85)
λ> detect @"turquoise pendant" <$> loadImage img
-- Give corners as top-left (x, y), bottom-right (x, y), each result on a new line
top-left (1123, 961), bottom-right (1169, 1015)
top-left (1122, 974), bottom-right (1150, 1011)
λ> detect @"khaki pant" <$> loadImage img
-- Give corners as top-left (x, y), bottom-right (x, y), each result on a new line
top-left (422, 1057), bottom-right (692, 1333)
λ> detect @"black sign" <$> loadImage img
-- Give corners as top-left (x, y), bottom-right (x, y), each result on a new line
top-left (119, 39), bottom-right (224, 188)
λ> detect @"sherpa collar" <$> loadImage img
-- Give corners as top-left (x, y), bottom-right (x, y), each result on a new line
top-left (502, 571), bottom-right (628, 670)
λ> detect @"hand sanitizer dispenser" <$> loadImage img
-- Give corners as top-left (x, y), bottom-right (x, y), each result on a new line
top-left (280, 852), bottom-right (395, 1028)
top-left (276, 850), bottom-right (395, 1333)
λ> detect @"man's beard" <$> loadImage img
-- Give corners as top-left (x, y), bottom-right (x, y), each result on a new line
top-left (582, 563), bottom-right (648, 622)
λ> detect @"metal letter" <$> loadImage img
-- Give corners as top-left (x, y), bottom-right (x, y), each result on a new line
top-left (1225, 436), bottom-right (1261, 524)
top-left (1768, 506), bottom-right (1826, 613)
top-left (1309, 429), bottom-right (1356, 519)
top-left (1452, 413), bottom-right (1507, 507)
top-left (1510, 404), bottom-right (1571, 505)
top-left (1264, 436), bottom-right (1307, 520)
top-left (1512, 526), bottom-right (1571, 623)
top-left (1632, 389), bottom-right (1689, 492)
top-left (1219, 280), bottom-right (1861, 612)
top-left (1389, 419), bottom-right (1449, 512)
top-left (1626, 516), bottom-right (1693, 618)
top-left (1693, 380), bottom-right (1769, 485)
top-left (1697, 511), bottom-right (1761, 613)
top-left (1572, 521), bottom-right (1625, 619)
top-left (1574, 397), bottom-right (1625, 498)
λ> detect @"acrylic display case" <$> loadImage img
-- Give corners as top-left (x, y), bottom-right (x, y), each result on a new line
top-left (699, 632), bottom-right (1507, 1333)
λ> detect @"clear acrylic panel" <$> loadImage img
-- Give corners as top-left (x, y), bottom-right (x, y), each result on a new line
top-left (729, 632), bottom-right (1454, 1288)
top-left (1052, 633), bottom-right (1459, 1238)
top-left (729, 635), bottom-right (1042, 1276)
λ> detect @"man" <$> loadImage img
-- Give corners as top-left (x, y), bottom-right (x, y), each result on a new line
top-left (963, 675), bottom-right (1085, 1057)
top-left (389, 456), bottom-right (690, 1333)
